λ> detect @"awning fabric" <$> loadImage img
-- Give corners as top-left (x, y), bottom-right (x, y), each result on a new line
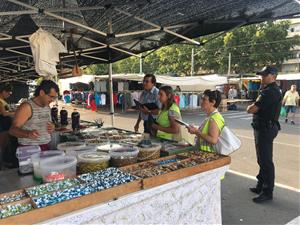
top-left (276, 73), bottom-right (300, 80)
top-left (94, 73), bottom-right (227, 91)
top-left (0, 0), bottom-right (300, 81)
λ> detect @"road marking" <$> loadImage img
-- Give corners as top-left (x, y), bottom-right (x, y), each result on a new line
top-left (223, 112), bottom-right (248, 116)
top-left (286, 216), bottom-right (300, 225)
top-left (241, 117), bottom-right (252, 120)
top-left (237, 134), bottom-right (300, 148)
top-left (226, 114), bottom-right (249, 119)
top-left (228, 169), bottom-right (300, 193)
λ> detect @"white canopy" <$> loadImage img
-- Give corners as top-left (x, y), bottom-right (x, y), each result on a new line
top-left (58, 75), bottom-right (94, 95)
top-left (276, 73), bottom-right (300, 80)
top-left (94, 73), bottom-right (228, 91)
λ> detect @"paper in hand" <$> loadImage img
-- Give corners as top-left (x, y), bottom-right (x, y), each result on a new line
top-left (175, 119), bottom-right (190, 127)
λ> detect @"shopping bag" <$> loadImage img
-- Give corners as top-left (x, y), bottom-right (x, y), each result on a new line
top-left (214, 126), bottom-right (241, 155)
top-left (280, 107), bottom-right (286, 117)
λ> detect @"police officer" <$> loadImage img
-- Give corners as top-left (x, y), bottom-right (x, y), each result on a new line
top-left (247, 66), bottom-right (282, 203)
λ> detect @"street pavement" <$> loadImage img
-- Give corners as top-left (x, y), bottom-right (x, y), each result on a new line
top-left (61, 103), bottom-right (300, 224)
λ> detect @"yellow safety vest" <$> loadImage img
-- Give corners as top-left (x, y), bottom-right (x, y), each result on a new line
top-left (0, 98), bottom-right (9, 113)
top-left (199, 112), bottom-right (225, 152)
top-left (156, 103), bottom-right (181, 140)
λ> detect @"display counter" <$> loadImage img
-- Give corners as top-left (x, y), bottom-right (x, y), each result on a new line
top-left (0, 126), bottom-right (230, 224)
top-left (40, 166), bottom-right (228, 225)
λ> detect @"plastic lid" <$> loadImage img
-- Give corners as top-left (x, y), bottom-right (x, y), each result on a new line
top-left (128, 134), bottom-right (143, 139)
top-left (139, 143), bottom-right (162, 151)
top-left (40, 155), bottom-right (77, 170)
top-left (109, 147), bottom-right (139, 158)
top-left (72, 146), bottom-right (97, 152)
top-left (31, 150), bottom-right (65, 162)
top-left (78, 152), bottom-right (110, 163)
top-left (16, 146), bottom-right (41, 158)
top-left (97, 143), bottom-right (123, 152)
top-left (57, 142), bottom-right (86, 151)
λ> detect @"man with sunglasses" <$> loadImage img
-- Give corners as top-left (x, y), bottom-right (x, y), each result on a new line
top-left (9, 80), bottom-right (59, 151)
top-left (134, 74), bottom-right (160, 133)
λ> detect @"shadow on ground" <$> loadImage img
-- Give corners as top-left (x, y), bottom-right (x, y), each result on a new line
top-left (222, 172), bottom-right (300, 225)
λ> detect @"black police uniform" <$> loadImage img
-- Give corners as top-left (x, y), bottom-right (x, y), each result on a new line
top-left (252, 82), bottom-right (282, 194)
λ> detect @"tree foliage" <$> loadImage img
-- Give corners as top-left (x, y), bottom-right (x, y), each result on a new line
top-left (85, 21), bottom-right (300, 76)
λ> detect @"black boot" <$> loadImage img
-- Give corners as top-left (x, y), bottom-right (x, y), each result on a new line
top-left (253, 190), bottom-right (273, 203)
top-left (249, 184), bottom-right (262, 194)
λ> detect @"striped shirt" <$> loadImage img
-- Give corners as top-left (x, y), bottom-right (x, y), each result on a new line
top-left (18, 99), bottom-right (51, 145)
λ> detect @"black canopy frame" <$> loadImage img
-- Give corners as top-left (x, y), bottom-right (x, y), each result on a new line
top-left (0, 0), bottom-right (299, 81)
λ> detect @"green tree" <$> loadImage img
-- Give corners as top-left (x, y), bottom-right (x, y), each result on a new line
top-left (197, 20), bottom-right (300, 73)
top-left (86, 20), bottom-right (300, 75)
top-left (84, 64), bottom-right (107, 75)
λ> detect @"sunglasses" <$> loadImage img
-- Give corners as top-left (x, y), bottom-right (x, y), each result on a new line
top-left (47, 94), bottom-right (58, 100)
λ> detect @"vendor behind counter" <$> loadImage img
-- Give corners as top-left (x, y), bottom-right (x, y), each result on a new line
top-left (9, 80), bottom-right (59, 151)
top-left (0, 83), bottom-right (18, 169)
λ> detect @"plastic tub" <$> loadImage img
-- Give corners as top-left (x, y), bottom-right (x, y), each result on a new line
top-left (40, 156), bottom-right (77, 183)
top-left (78, 152), bottom-right (110, 173)
top-left (65, 146), bottom-right (97, 158)
top-left (31, 150), bottom-right (65, 181)
top-left (57, 142), bottom-right (86, 152)
top-left (16, 146), bottom-right (41, 175)
top-left (109, 147), bottom-right (139, 167)
top-left (96, 143), bottom-right (123, 153)
top-left (138, 143), bottom-right (162, 162)
top-left (85, 139), bottom-right (109, 146)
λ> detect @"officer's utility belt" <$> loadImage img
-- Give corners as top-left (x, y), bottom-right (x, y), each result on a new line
top-left (251, 120), bottom-right (280, 130)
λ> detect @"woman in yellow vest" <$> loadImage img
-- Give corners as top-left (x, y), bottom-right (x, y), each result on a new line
top-left (187, 89), bottom-right (225, 152)
top-left (0, 84), bottom-right (15, 168)
top-left (0, 84), bottom-right (14, 132)
top-left (152, 86), bottom-right (181, 141)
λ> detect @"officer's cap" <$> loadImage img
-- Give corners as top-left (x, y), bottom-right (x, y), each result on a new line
top-left (256, 66), bottom-right (278, 76)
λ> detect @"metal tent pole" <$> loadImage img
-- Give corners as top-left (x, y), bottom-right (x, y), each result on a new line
top-left (139, 54), bottom-right (143, 74)
top-left (108, 12), bottom-right (114, 127)
top-left (108, 61), bottom-right (114, 127)
top-left (191, 48), bottom-right (194, 76)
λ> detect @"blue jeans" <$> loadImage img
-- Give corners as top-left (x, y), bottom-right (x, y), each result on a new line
top-left (143, 121), bottom-right (150, 133)
top-left (285, 105), bottom-right (296, 114)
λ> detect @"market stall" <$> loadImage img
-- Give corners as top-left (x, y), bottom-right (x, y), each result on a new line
top-left (0, 123), bottom-right (230, 224)
top-left (91, 73), bottom-right (228, 112)
top-left (1, 1), bottom-right (298, 224)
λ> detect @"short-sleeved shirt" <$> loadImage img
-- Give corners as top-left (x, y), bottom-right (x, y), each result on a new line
top-left (283, 90), bottom-right (299, 106)
top-left (254, 82), bottom-right (282, 122)
top-left (139, 86), bottom-right (160, 121)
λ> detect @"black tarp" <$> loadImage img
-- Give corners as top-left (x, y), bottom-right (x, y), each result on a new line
top-left (6, 81), bottom-right (29, 103)
top-left (0, 0), bottom-right (299, 80)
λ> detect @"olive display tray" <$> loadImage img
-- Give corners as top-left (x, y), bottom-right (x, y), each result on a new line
top-left (121, 152), bottom-right (231, 189)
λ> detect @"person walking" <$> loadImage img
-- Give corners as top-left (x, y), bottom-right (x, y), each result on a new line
top-left (247, 66), bottom-right (282, 203)
top-left (283, 84), bottom-right (299, 125)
